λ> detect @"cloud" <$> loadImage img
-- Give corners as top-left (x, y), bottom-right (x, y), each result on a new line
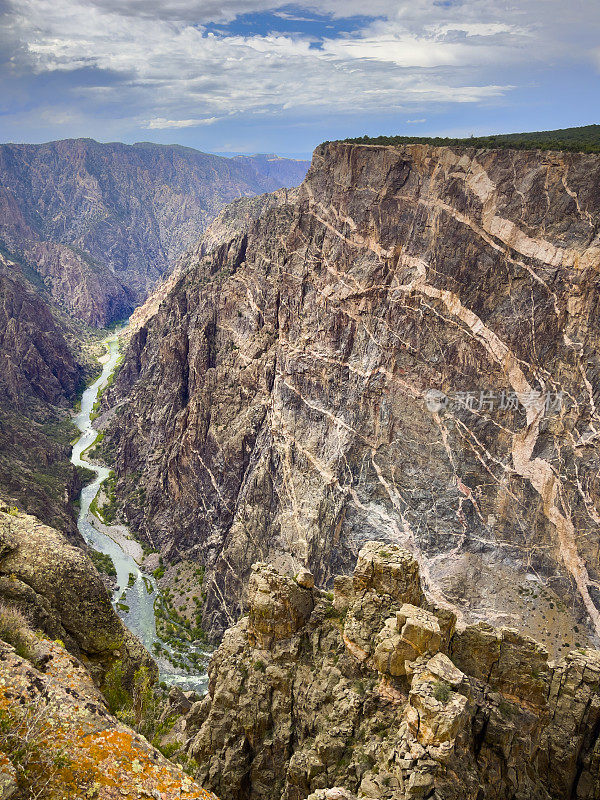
top-left (406, 118), bottom-right (426, 123)
top-left (1, 0), bottom-right (599, 144)
top-left (144, 116), bottom-right (219, 128)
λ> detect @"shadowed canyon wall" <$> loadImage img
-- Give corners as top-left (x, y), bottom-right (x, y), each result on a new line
top-left (0, 139), bottom-right (309, 326)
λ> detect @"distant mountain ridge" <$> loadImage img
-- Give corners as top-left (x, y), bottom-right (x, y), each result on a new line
top-left (0, 138), bottom-right (310, 326)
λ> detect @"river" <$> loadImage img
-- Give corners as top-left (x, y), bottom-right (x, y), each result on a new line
top-left (71, 334), bottom-right (208, 693)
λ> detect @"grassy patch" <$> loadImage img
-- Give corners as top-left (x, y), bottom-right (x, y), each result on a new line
top-left (433, 680), bottom-right (451, 704)
top-left (0, 603), bottom-right (39, 664)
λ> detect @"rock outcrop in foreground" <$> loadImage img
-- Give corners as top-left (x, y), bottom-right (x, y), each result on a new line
top-left (172, 543), bottom-right (600, 800)
top-left (102, 141), bottom-right (600, 648)
top-left (0, 639), bottom-right (218, 800)
top-left (0, 503), bottom-right (152, 687)
top-left (0, 502), bottom-right (219, 799)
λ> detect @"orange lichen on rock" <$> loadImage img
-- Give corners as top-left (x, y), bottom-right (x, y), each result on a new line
top-left (0, 639), bottom-right (219, 799)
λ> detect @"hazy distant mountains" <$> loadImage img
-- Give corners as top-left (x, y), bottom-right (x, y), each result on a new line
top-left (0, 139), bottom-right (310, 326)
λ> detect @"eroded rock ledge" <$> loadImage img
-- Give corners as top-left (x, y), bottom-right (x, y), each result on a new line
top-left (172, 542), bottom-right (600, 800)
top-left (0, 640), bottom-right (219, 799)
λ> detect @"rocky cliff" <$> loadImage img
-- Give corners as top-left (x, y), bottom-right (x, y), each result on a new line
top-left (0, 252), bottom-right (90, 538)
top-left (0, 502), bottom-right (153, 686)
top-left (0, 639), bottom-right (218, 800)
top-left (101, 141), bottom-right (600, 650)
top-left (0, 139), bottom-right (309, 326)
top-left (173, 543), bottom-right (600, 800)
top-left (0, 502), bottom-right (219, 800)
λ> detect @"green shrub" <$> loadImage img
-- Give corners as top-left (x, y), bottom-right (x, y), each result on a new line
top-left (103, 660), bottom-right (131, 716)
top-left (0, 696), bottom-right (73, 798)
top-left (433, 680), bottom-right (451, 703)
top-left (88, 548), bottom-right (117, 577)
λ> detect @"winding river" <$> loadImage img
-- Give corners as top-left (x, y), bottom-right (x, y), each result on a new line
top-left (72, 334), bottom-right (208, 692)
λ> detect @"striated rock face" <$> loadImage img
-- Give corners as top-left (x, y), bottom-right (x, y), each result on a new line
top-left (102, 141), bottom-right (600, 647)
top-left (174, 543), bottom-right (600, 800)
top-left (0, 255), bottom-right (82, 412)
top-left (0, 503), bottom-right (153, 687)
top-left (0, 253), bottom-right (86, 538)
top-left (127, 190), bottom-right (292, 333)
top-left (0, 139), bottom-right (309, 325)
top-left (0, 639), bottom-right (218, 800)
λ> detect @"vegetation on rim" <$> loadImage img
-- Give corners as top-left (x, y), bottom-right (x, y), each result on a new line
top-left (339, 123), bottom-right (600, 154)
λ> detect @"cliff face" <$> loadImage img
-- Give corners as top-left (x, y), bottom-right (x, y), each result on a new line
top-left (0, 139), bottom-right (309, 326)
top-left (102, 142), bottom-right (600, 646)
top-left (0, 253), bottom-right (87, 538)
top-left (169, 543), bottom-right (600, 800)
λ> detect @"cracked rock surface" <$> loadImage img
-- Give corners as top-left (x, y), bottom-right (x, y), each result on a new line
top-left (176, 542), bottom-right (600, 800)
top-left (102, 141), bottom-right (600, 647)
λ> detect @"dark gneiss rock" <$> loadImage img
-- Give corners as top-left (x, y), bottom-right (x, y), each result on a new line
top-left (0, 139), bottom-right (309, 326)
top-left (101, 142), bottom-right (600, 654)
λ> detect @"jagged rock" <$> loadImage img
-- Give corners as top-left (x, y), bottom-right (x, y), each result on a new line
top-left (352, 543), bottom-right (424, 607)
top-left (159, 686), bottom-right (193, 724)
top-left (539, 649), bottom-right (600, 799)
top-left (0, 506), bottom-right (154, 687)
top-left (406, 657), bottom-right (468, 755)
top-left (0, 259), bottom-right (86, 540)
top-left (373, 605), bottom-right (441, 677)
top-left (247, 562), bottom-right (314, 648)
top-left (333, 576), bottom-right (354, 613)
top-left (183, 542), bottom-right (600, 800)
top-left (343, 590), bottom-right (400, 664)
top-left (450, 622), bottom-right (550, 706)
top-left (304, 790), bottom-right (357, 800)
top-left (423, 652), bottom-right (465, 688)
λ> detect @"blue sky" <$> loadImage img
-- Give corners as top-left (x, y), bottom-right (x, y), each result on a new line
top-left (1, 0), bottom-right (598, 158)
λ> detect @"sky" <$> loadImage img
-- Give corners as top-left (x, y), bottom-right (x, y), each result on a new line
top-left (0, 0), bottom-right (598, 158)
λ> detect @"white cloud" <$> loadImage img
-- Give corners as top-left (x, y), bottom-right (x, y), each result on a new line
top-left (144, 116), bottom-right (219, 128)
top-left (406, 118), bottom-right (426, 123)
top-left (2, 0), bottom-right (599, 136)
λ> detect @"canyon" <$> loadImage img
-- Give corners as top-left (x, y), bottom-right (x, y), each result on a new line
top-left (100, 141), bottom-right (600, 659)
top-left (0, 140), bottom-right (309, 536)
top-left (2, 134), bottom-right (600, 799)
top-left (0, 139), bottom-right (309, 326)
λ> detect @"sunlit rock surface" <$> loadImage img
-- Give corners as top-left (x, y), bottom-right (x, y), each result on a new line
top-left (102, 141), bottom-right (600, 649)
top-left (175, 543), bottom-right (600, 800)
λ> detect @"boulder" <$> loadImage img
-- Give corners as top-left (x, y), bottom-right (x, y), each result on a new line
top-left (296, 568), bottom-right (315, 589)
top-left (373, 605), bottom-right (441, 677)
top-left (352, 542), bottom-right (424, 606)
top-left (248, 562), bottom-right (314, 647)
